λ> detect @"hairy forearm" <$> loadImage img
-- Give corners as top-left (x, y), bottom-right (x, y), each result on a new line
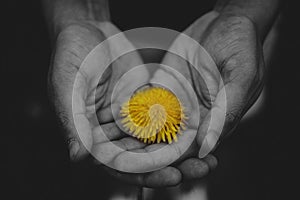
top-left (214, 0), bottom-right (282, 41)
top-left (42, 0), bottom-right (110, 36)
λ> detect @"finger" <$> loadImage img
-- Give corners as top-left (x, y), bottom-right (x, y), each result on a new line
top-left (172, 140), bottom-right (198, 165)
top-left (197, 86), bottom-right (226, 158)
top-left (111, 64), bottom-right (149, 106)
top-left (241, 16), bottom-right (280, 120)
top-left (177, 154), bottom-right (217, 180)
top-left (180, 154), bottom-right (218, 179)
top-left (96, 103), bottom-right (121, 124)
top-left (241, 17), bottom-right (279, 121)
top-left (197, 80), bottom-right (261, 158)
top-left (142, 139), bottom-right (197, 165)
top-left (51, 33), bottom-right (104, 161)
top-left (177, 158), bottom-right (209, 180)
top-left (92, 137), bottom-right (146, 165)
top-left (98, 22), bottom-right (149, 107)
top-left (104, 166), bottom-right (182, 188)
top-left (203, 154), bottom-right (218, 170)
top-left (156, 26), bottom-right (221, 129)
top-left (151, 67), bottom-right (199, 129)
top-left (92, 122), bottom-right (127, 144)
top-left (144, 143), bottom-right (167, 152)
top-left (144, 167), bottom-right (182, 188)
top-left (263, 15), bottom-right (280, 67)
top-left (70, 72), bottom-right (94, 160)
top-left (162, 17), bottom-right (221, 101)
top-left (113, 129), bottom-right (196, 173)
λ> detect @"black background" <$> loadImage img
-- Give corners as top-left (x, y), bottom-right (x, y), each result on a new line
top-left (2, 0), bottom-right (299, 199)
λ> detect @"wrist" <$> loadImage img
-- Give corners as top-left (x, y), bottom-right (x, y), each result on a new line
top-left (43, 0), bottom-right (110, 38)
top-left (215, 0), bottom-right (281, 41)
top-left (219, 6), bottom-right (261, 37)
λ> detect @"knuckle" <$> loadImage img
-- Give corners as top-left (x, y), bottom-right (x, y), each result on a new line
top-left (221, 13), bottom-right (256, 34)
top-left (57, 110), bottom-right (71, 129)
top-left (225, 109), bottom-right (239, 127)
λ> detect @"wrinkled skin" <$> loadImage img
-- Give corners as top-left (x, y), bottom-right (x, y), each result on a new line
top-left (49, 9), bottom-right (277, 187)
top-left (155, 10), bottom-right (277, 160)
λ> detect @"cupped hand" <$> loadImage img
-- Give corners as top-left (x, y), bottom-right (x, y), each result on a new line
top-left (49, 11), bottom-right (277, 187)
top-left (49, 20), bottom-right (149, 160)
top-left (151, 10), bottom-right (278, 179)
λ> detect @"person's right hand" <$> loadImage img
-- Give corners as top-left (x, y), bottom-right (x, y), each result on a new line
top-left (49, 21), bottom-right (105, 160)
top-left (48, 21), bottom-right (148, 160)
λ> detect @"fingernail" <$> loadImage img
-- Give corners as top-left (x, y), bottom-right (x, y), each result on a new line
top-left (198, 139), bottom-right (209, 158)
top-left (69, 141), bottom-right (80, 160)
top-left (205, 132), bottom-right (218, 150)
top-left (199, 131), bottom-right (219, 158)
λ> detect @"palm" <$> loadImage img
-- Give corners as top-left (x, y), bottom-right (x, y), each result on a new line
top-left (197, 13), bottom-right (264, 140)
top-left (152, 11), bottom-right (265, 163)
top-left (50, 20), bottom-right (150, 157)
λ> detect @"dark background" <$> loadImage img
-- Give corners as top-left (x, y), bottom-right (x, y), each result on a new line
top-left (2, 0), bottom-right (298, 199)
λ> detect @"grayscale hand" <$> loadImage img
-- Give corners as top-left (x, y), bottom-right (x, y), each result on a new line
top-left (152, 10), bottom-right (279, 179)
top-left (48, 21), bottom-right (150, 162)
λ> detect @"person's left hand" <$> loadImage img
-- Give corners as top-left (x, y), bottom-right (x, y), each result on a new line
top-left (149, 9), bottom-right (278, 181)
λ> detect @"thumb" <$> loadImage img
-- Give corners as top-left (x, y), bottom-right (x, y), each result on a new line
top-left (197, 81), bottom-right (261, 158)
top-left (49, 24), bottom-right (107, 161)
top-left (197, 85), bottom-right (226, 158)
top-left (50, 57), bottom-right (93, 162)
top-left (197, 21), bottom-right (278, 157)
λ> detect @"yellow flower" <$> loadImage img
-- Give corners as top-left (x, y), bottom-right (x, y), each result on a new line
top-left (120, 87), bottom-right (186, 144)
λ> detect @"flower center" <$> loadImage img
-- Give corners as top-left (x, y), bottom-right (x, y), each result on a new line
top-left (120, 86), bottom-right (186, 144)
top-left (149, 104), bottom-right (166, 123)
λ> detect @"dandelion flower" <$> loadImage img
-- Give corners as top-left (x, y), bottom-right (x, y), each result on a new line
top-left (120, 87), bottom-right (186, 144)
